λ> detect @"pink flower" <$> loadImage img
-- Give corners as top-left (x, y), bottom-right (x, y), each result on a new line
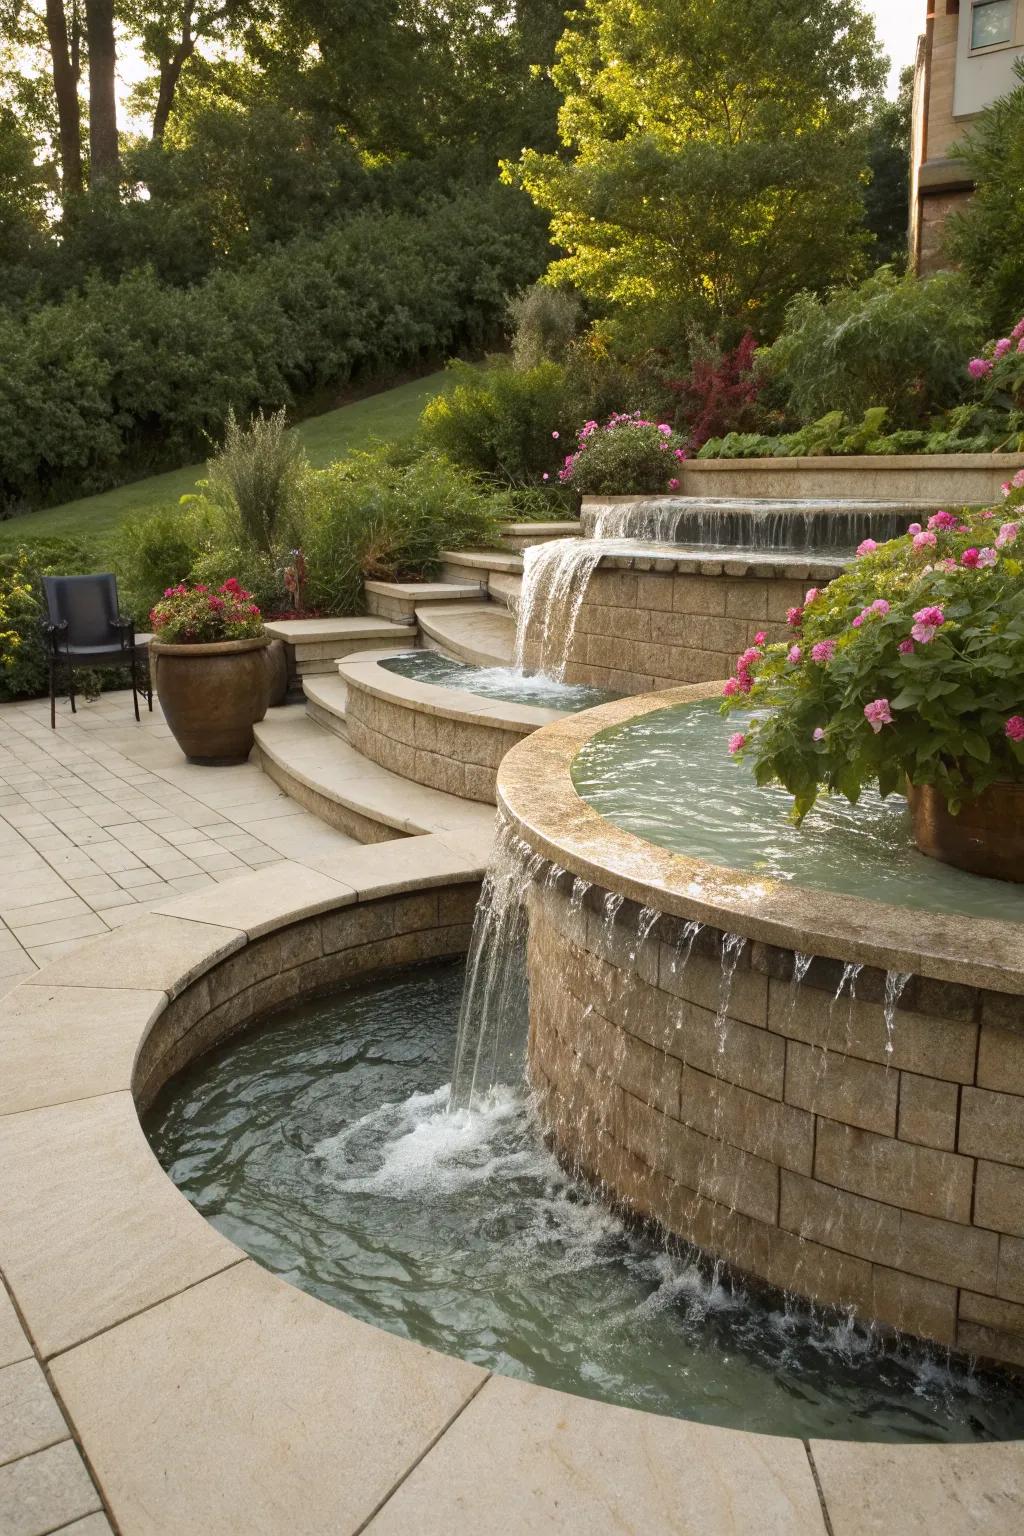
top-left (968, 357), bottom-right (993, 379)
top-left (1006, 716), bottom-right (1024, 743)
top-left (723, 678), bottom-right (741, 697)
top-left (551, 431), bottom-right (559, 440)
top-left (928, 510), bottom-right (958, 530)
top-left (1018, 337), bottom-right (1024, 354)
top-left (995, 338), bottom-right (1012, 359)
top-left (542, 473), bottom-right (549, 481)
top-left (864, 698), bottom-right (894, 734)
top-left (978, 547), bottom-right (998, 567)
top-left (898, 638), bottom-right (914, 655)
top-left (811, 639), bottom-right (837, 664)
top-left (739, 647), bottom-right (760, 668)
top-left (804, 588), bottom-right (821, 605)
top-left (857, 538), bottom-right (878, 557)
top-left (851, 614), bottom-right (864, 629)
top-left (668, 477), bottom-right (680, 491)
top-left (907, 522), bottom-right (922, 536)
top-left (1013, 318), bottom-right (1024, 342)
top-left (657, 424), bottom-right (672, 436)
top-left (786, 606), bottom-right (803, 628)
top-left (938, 557), bottom-right (958, 572)
top-left (753, 631), bottom-right (767, 645)
top-left (812, 728), bottom-right (825, 742)
top-left (961, 547), bottom-right (981, 568)
top-left (674, 448), bottom-right (686, 461)
top-left (871, 599), bottom-right (890, 614)
top-left (728, 732), bottom-right (747, 755)
top-left (913, 531), bottom-right (938, 550)
top-left (996, 522), bottom-right (1019, 548)
top-left (1013, 469), bottom-right (1024, 489)
top-left (788, 645), bottom-right (802, 664)
top-left (911, 605), bottom-right (945, 644)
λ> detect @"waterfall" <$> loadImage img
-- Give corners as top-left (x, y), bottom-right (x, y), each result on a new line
top-left (513, 537), bottom-right (607, 681)
top-left (586, 497), bottom-right (920, 552)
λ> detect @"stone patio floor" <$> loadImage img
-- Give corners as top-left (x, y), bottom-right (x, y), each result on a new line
top-left (0, 690), bottom-right (358, 995)
top-left (0, 690), bottom-right (365, 1534)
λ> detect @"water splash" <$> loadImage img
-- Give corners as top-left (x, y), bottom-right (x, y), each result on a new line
top-left (513, 538), bottom-right (607, 680)
top-left (883, 971), bottom-right (913, 1057)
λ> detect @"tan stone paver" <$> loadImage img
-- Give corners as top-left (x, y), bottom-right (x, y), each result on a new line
top-left (0, 691), bottom-right (358, 977)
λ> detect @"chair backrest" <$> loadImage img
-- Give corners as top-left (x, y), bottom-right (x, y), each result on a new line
top-left (42, 574), bottom-right (120, 648)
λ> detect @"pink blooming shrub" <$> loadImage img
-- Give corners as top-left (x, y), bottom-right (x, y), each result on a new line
top-left (150, 580), bottom-right (264, 645)
top-left (555, 411), bottom-right (689, 494)
top-left (721, 495), bottom-right (1024, 819)
top-left (856, 539), bottom-right (877, 557)
top-left (728, 732), bottom-right (747, 756)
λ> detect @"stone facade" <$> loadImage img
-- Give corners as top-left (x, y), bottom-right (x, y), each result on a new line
top-left (559, 560), bottom-right (823, 694)
top-left (344, 683), bottom-right (530, 804)
top-left (526, 876), bottom-right (1024, 1367)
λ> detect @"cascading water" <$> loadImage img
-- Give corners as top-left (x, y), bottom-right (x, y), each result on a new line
top-left (585, 497), bottom-right (926, 552)
top-left (512, 537), bottom-right (608, 681)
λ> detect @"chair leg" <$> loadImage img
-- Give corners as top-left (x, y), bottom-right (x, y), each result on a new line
top-left (49, 659), bottom-right (56, 730)
top-left (67, 661), bottom-right (76, 715)
top-left (130, 657), bottom-right (140, 723)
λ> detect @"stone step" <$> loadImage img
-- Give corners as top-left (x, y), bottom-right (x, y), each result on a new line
top-left (253, 707), bottom-right (496, 847)
top-left (264, 615), bottom-right (417, 680)
top-left (302, 674), bottom-right (350, 740)
top-left (417, 601), bottom-right (516, 668)
top-left (497, 521), bottom-right (580, 551)
top-left (364, 580), bottom-right (484, 625)
top-left (440, 550), bottom-right (523, 606)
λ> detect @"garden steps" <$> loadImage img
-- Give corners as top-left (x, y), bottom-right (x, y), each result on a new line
top-left (253, 707), bottom-right (496, 846)
top-left (364, 580), bottom-right (484, 625)
top-left (440, 550), bottom-right (523, 607)
top-left (417, 602), bottom-right (516, 668)
top-left (264, 615), bottom-right (416, 681)
top-left (497, 520), bottom-right (580, 551)
top-left (301, 674), bottom-right (350, 741)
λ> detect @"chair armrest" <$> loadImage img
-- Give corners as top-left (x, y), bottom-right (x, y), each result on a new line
top-left (40, 619), bottom-right (68, 653)
top-left (113, 615), bottom-right (135, 650)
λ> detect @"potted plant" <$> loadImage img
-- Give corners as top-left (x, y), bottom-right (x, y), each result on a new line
top-left (149, 579), bottom-right (270, 763)
top-left (721, 495), bottom-right (1024, 881)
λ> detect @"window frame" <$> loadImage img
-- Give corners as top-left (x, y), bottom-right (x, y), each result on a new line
top-left (969, 0), bottom-right (1020, 54)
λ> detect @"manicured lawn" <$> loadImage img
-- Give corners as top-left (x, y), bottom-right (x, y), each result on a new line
top-left (0, 368), bottom-right (459, 555)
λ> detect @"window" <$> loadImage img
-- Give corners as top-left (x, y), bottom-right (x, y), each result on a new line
top-left (971, 0), bottom-right (1015, 48)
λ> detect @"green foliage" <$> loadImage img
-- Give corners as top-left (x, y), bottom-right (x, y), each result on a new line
top-left (114, 503), bottom-right (212, 621)
top-left (296, 448), bottom-right (503, 615)
top-left (723, 502), bottom-right (1024, 817)
top-left (559, 413), bottom-right (688, 495)
top-left (150, 578), bottom-right (265, 644)
top-left (507, 0), bottom-right (886, 343)
top-left (507, 284), bottom-right (585, 371)
top-left (761, 269), bottom-right (985, 428)
top-left (947, 60), bottom-right (1024, 332)
top-left (200, 407), bottom-right (306, 554)
top-left (0, 184), bottom-right (549, 513)
top-left (419, 361), bottom-right (576, 485)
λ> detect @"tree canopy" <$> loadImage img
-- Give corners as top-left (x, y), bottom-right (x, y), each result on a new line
top-left (507, 0), bottom-right (887, 345)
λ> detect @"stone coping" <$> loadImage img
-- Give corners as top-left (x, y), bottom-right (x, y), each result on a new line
top-left (3, 834), bottom-right (1024, 1529)
top-left (679, 452), bottom-right (1024, 473)
top-left (337, 649), bottom-right (565, 733)
top-left (496, 684), bottom-right (1024, 995)
top-left (440, 549), bottom-right (524, 573)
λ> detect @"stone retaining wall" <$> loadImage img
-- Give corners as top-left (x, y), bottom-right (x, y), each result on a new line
top-left (526, 876), bottom-right (1024, 1367)
top-left (563, 560), bottom-right (835, 693)
top-left (344, 682), bottom-right (529, 804)
top-left (134, 883), bottom-right (478, 1109)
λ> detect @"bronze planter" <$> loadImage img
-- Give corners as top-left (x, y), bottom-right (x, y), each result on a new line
top-left (151, 635), bottom-right (270, 764)
top-left (906, 780), bottom-right (1024, 883)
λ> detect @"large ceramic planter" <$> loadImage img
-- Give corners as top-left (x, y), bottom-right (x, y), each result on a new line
top-left (907, 780), bottom-right (1024, 883)
top-left (151, 636), bottom-right (270, 764)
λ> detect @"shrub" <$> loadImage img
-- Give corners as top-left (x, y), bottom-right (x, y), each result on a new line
top-left (668, 332), bottom-right (769, 451)
top-left (507, 284), bottom-right (584, 370)
top-left (722, 497), bottom-right (1024, 817)
top-left (557, 413), bottom-right (688, 494)
top-left (201, 408), bottom-right (306, 553)
top-left (150, 579), bottom-right (264, 644)
top-left (115, 504), bottom-right (212, 620)
top-left (762, 268), bottom-right (985, 428)
top-left (419, 360), bottom-right (576, 484)
top-left (297, 448), bottom-right (503, 614)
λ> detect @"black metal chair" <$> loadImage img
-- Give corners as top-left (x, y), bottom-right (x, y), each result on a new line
top-left (41, 573), bottom-right (152, 730)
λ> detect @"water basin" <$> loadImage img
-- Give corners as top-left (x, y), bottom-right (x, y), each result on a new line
top-left (571, 698), bottom-right (1024, 921)
top-left (145, 961), bottom-right (1024, 1445)
top-left (379, 651), bottom-right (618, 713)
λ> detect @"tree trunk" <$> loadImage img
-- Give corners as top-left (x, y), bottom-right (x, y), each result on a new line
top-left (152, 38), bottom-right (194, 142)
top-left (44, 0), bottom-right (83, 204)
top-left (85, 0), bottom-right (119, 188)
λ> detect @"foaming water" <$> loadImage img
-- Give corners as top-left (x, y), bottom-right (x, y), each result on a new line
top-left (586, 498), bottom-right (918, 550)
top-left (514, 538), bottom-right (608, 680)
top-left (145, 962), bottom-right (1024, 1445)
top-left (572, 698), bottom-right (1024, 921)
top-left (378, 652), bottom-right (616, 713)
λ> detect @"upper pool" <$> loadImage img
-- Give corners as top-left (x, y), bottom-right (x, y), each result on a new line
top-left (379, 651), bottom-right (618, 713)
top-left (571, 698), bottom-right (1024, 921)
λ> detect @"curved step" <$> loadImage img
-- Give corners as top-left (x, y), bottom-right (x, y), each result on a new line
top-left (302, 673), bottom-right (350, 739)
top-left (417, 602), bottom-right (515, 668)
top-left (254, 707), bottom-right (496, 847)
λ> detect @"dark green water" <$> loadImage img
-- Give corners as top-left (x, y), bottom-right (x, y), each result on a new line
top-left (145, 962), bottom-right (1024, 1444)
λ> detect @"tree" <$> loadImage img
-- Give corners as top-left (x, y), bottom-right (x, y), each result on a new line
top-left (946, 59), bottom-right (1024, 332)
top-left (864, 65), bottom-right (912, 269)
top-left (85, 0), bottom-right (118, 185)
top-left (43, 0), bottom-right (83, 200)
top-left (506, 0), bottom-right (886, 349)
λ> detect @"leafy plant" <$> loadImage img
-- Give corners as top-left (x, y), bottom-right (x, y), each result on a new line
top-left (761, 268), bottom-right (985, 428)
top-left (507, 284), bottom-right (584, 371)
top-left (150, 579), bottom-right (264, 644)
top-left (667, 332), bottom-right (768, 450)
top-left (722, 498), bottom-right (1024, 817)
top-left (419, 360), bottom-right (576, 484)
top-left (557, 412), bottom-right (688, 494)
top-left (199, 407), bottom-right (306, 553)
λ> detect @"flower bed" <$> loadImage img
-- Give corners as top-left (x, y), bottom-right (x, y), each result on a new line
top-left (722, 494), bottom-right (1024, 818)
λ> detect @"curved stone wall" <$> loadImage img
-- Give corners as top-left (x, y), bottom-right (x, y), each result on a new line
top-left (498, 688), bottom-right (1024, 1367)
